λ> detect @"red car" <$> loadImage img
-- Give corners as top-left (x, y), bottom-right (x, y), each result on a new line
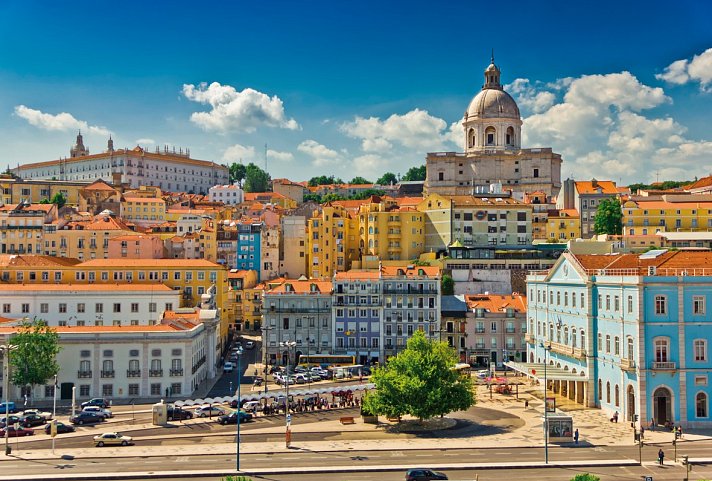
top-left (0, 426), bottom-right (34, 437)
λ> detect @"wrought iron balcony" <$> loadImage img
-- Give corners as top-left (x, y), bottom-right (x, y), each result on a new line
top-left (170, 369), bottom-right (184, 377)
top-left (77, 370), bottom-right (92, 378)
top-left (652, 361), bottom-right (676, 370)
top-left (149, 369), bottom-right (164, 377)
top-left (126, 370), bottom-right (141, 378)
top-left (100, 370), bottom-right (115, 378)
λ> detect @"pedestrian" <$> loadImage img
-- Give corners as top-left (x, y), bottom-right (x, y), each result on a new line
top-left (524, 400), bottom-right (529, 409)
top-left (677, 425), bottom-right (683, 438)
top-left (574, 428), bottom-right (579, 445)
top-left (658, 448), bottom-right (664, 465)
top-left (650, 418), bottom-right (655, 430)
top-left (640, 426), bottom-right (645, 440)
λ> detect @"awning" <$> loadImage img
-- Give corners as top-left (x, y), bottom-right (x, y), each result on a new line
top-left (505, 361), bottom-right (588, 382)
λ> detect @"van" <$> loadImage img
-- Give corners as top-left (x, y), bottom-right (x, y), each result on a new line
top-left (242, 401), bottom-right (261, 413)
top-left (0, 402), bottom-right (16, 414)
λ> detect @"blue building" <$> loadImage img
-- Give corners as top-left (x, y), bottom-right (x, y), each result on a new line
top-left (522, 250), bottom-right (712, 428)
top-left (236, 222), bottom-right (262, 277)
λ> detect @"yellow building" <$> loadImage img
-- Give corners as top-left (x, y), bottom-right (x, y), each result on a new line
top-left (622, 195), bottom-right (712, 236)
top-left (43, 211), bottom-right (135, 260)
top-left (547, 209), bottom-right (581, 241)
top-left (356, 197), bottom-right (425, 261)
top-left (0, 177), bottom-right (89, 206)
top-left (120, 195), bottom-right (167, 224)
top-left (307, 204), bottom-right (356, 278)
top-left (0, 203), bottom-right (58, 255)
top-left (226, 269), bottom-right (259, 331)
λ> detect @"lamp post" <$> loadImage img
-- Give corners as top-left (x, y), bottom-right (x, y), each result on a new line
top-left (539, 341), bottom-right (552, 464)
top-left (279, 340), bottom-right (296, 448)
top-left (1, 344), bottom-right (18, 456)
top-left (51, 375), bottom-right (57, 454)
top-left (261, 326), bottom-right (273, 398)
top-left (234, 346), bottom-right (243, 471)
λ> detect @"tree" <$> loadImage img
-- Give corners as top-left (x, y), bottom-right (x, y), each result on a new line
top-left (228, 163), bottom-right (247, 186)
top-left (376, 172), bottom-right (398, 185)
top-left (308, 175), bottom-right (343, 187)
top-left (441, 274), bottom-right (454, 295)
top-left (350, 189), bottom-right (385, 200)
top-left (570, 474), bottom-right (600, 481)
top-left (9, 319), bottom-right (61, 399)
top-left (243, 163), bottom-right (271, 193)
top-left (50, 192), bottom-right (66, 208)
top-left (363, 330), bottom-right (475, 421)
top-left (401, 165), bottom-right (426, 182)
top-left (349, 176), bottom-right (371, 185)
top-left (593, 197), bottom-right (623, 235)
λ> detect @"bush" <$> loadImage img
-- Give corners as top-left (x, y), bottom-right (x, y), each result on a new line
top-left (570, 474), bottom-right (600, 481)
top-left (222, 476), bottom-right (252, 481)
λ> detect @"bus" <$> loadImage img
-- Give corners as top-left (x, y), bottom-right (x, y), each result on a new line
top-left (297, 354), bottom-right (355, 368)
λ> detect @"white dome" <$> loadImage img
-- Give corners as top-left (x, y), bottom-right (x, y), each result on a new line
top-left (467, 88), bottom-right (520, 120)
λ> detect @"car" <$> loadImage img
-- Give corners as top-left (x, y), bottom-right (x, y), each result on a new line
top-left (44, 422), bottom-right (75, 435)
top-left (0, 402), bottom-right (17, 414)
top-left (223, 362), bottom-right (234, 373)
top-left (239, 401), bottom-right (262, 412)
top-left (280, 376), bottom-right (296, 385)
top-left (20, 414), bottom-right (47, 427)
top-left (194, 405), bottom-right (225, 418)
top-left (476, 370), bottom-right (490, 379)
top-left (81, 398), bottom-right (111, 409)
top-left (167, 406), bottom-right (193, 421)
top-left (0, 426), bottom-right (34, 437)
top-left (405, 468), bottom-right (448, 480)
top-left (245, 341), bottom-right (255, 349)
top-left (93, 432), bottom-right (133, 447)
top-left (21, 408), bottom-right (52, 420)
top-left (216, 410), bottom-right (252, 425)
top-left (82, 406), bottom-right (113, 419)
top-left (0, 415), bottom-right (21, 428)
top-left (70, 411), bottom-right (105, 425)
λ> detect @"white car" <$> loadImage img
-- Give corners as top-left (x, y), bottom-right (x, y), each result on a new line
top-left (245, 341), bottom-right (255, 349)
top-left (476, 370), bottom-right (490, 379)
top-left (241, 401), bottom-right (262, 413)
top-left (82, 406), bottom-right (113, 419)
top-left (21, 409), bottom-right (52, 421)
top-left (223, 362), bottom-right (234, 373)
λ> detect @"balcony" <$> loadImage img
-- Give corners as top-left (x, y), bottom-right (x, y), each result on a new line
top-left (170, 369), bottom-right (184, 377)
top-left (475, 343), bottom-right (486, 349)
top-left (126, 370), bottom-right (141, 378)
top-left (77, 370), bottom-right (92, 378)
top-left (620, 358), bottom-right (636, 372)
top-left (505, 328), bottom-right (516, 333)
top-left (100, 370), bottom-right (115, 378)
top-left (652, 361), bottom-right (676, 370)
top-left (149, 369), bottom-right (164, 377)
top-left (475, 328), bottom-right (486, 334)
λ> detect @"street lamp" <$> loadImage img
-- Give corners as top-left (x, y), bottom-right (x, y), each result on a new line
top-left (539, 341), bottom-right (552, 464)
top-left (279, 340), bottom-right (296, 448)
top-left (1, 344), bottom-right (18, 456)
top-left (261, 326), bottom-right (273, 399)
top-left (234, 346), bottom-right (244, 471)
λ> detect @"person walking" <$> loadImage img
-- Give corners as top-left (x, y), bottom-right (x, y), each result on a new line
top-left (574, 428), bottom-right (579, 445)
top-left (658, 448), bottom-right (665, 465)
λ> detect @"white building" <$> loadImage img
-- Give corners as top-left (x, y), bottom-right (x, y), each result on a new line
top-left (11, 133), bottom-right (229, 195)
top-left (208, 183), bottom-right (244, 205)
top-left (0, 284), bottom-right (180, 327)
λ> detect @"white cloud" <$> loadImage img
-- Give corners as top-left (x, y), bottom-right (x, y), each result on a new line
top-left (657, 48), bottom-right (712, 90)
top-left (222, 143), bottom-right (256, 163)
top-left (135, 138), bottom-right (155, 145)
top-left (563, 72), bottom-right (669, 111)
top-left (14, 105), bottom-right (110, 136)
top-left (182, 82), bottom-right (299, 133)
top-left (340, 109), bottom-right (451, 152)
top-left (266, 149), bottom-right (294, 162)
top-left (506, 78), bottom-right (556, 113)
top-left (297, 140), bottom-right (340, 166)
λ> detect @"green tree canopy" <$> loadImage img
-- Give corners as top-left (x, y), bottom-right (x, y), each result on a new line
top-left (243, 163), bottom-right (271, 193)
top-left (593, 197), bottom-right (623, 235)
top-left (351, 189), bottom-right (385, 200)
top-left (363, 330), bottom-right (475, 420)
top-left (308, 175), bottom-right (343, 187)
top-left (570, 474), bottom-right (600, 481)
top-left (401, 165), bottom-right (426, 182)
top-left (228, 163), bottom-right (247, 186)
top-left (376, 172), bottom-right (398, 185)
top-left (9, 319), bottom-right (61, 394)
top-left (441, 274), bottom-right (454, 295)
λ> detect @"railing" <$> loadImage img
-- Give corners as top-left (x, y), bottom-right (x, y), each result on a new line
top-left (77, 370), bottom-right (92, 378)
top-left (100, 370), bottom-right (115, 378)
top-left (382, 288), bottom-right (438, 295)
top-left (475, 328), bottom-right (486, 333)
top-left (530, 267), bottom-right (712, 278)
top-left (149, 369), bottom-right (163, 377)
top-left (126, 370), bottom-right (141, 378)
top-left (652, 361), bottom-right (676, 370)
top-left (620, 358), bottom-right (636, 371)
top-left (170, 369), bottom-right (184, 377)
top-left (505, 328), bottom-right (516, 333)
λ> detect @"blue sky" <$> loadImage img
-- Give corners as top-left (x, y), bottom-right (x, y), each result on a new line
top-left (1, 0), bottom-right (712, 184)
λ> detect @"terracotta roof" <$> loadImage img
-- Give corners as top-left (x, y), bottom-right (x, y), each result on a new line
top-left (574, 180), bottom-right (618, 195)
top-left (109, 234), bottom-right (159, 241)
top-left (395, 197), bottom-right (425, 207)
top-left (380, 265), bottom-right (440, 278)
top-left (0, 283), bottom-right (174, 292)
top-left (0, 255), bottom-right (81, 268)
top-left (83, 180), bottom-right (118, 192)
top-left (227, 270), bottom-right (254, 279)
top-left (0, 203), bottom-right (55, 213)
top-left (465, 293), bottom-right (527, 312)
top-left (267, 279), bottom-right (333, 294)
top-left (450, 196), bottom-right (527, 207)
top-left (78, 259), bottom-right (223, 268)
top-left (686, 175), bottom-right (712, 190)
top-left (122, 197), bottom-right (165, 203)
top-left (334, 270), bottom-right (381, 280)
top-left (550, 209), bottom-right (579, 218)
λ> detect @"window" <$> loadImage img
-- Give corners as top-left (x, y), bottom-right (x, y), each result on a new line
top-left (605, 295), bottom-right (610, 310)
top-left (150, 383), bottom-right (161, 396)
top-left (128, 384), bottom-right (139, 396)
top-left (606, 382), bottom-right (611, 404)
top-left (696, 392), bottom-right (708, 418)
top-left (22, 304), bottom-right (29, 313)
top-left (605, 335), bottom-right (611, 353)
top-left (655, 338), bottom-right (669, 362)
top-left (113, 303), bottom-right (121, 313)
top-left (627, 295), bottom-right (633, 313)
top-left (614, 296), bottom-right (620, 312)
top-left (96, 303), bottom-right (103, 313)
top-left (80, 385), bottom-right (90, 397)
top-left (694, 339), bottom-right (707, 362)
top-left (598, 380), bottom-right (602, 401)
top-left (40, 303), bottom-right (49, 313)
top-left (694, 296), bottom-right (706, 315)
top-left (655, 295), bottom-right (667, 315)
top-left (149, 303), bottom-right (157, 313)
top-left (580, 293), bottom-right (585, 308)
top-left (102, 384), bottom-right (113, 397)
top-left (627, 337), bottom-right (634, 361)
top-left (59, 303), bottom-right (67, 313)
top-left (77, 303), bottom-right (85, 313)
top-left (598, 333), bottom-right (602, 352)
top-left (45, 384), bottom-right (55, 398)
top-left (614, 336), bottom-right (620, 356)
top-left (615, 384), bottom-right (620, 407)
top-left (131, 303), bottom-right (139, 313)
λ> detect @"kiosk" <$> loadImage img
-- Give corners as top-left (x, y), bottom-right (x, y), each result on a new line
top-left (152, 400), bottom-right (168, 426)
top-left (546, 413), bottom-right (574, 442)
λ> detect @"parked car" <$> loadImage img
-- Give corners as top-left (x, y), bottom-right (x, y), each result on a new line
top-left (20, 414), bottom-right (47, 427)
top-left (405, 468), bottom-right (448, 480)
top-left (476, 370), bottom-right (489, 379)
top-left (216, 410), bottom-right (252, 425)
top-left (70, 411), bottom-right (105, 425)
top-left (0, 415), bottom-right (21, 428)
top-left (223, 362), bottom-right (234, 373)
top-left (194, 405), bottom-right (225, 418)
top-left (21, 408), bottom-right (52, 420)
top-left (280, 376), bottom-right (296, 385)
top-left (44, 422), bottom-right (75, 435)
top-left (241, 401), bottom-right (262, 413)
top-left (93, 432), bottom-right (133, 447)
top-left (82, 406), bottom-right (113, 419)
top-left (0, 402), bottom-right (17, 414)
top-left (245, 341), bottom-right (255, 349)
top-left (0, 426), bottom-right (34, 437)
top-left (81, 398), bottom-right (111, 409)
top-left (167, 406), bottom-right (193, 421)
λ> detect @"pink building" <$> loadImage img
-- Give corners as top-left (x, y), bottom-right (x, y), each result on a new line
top-left (108, 234), bottom-right (165, 259)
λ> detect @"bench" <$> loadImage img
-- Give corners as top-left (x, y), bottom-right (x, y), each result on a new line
top-left (339, 416), bottom-right (355, 425)
top-left (387, 416), bottom-right (401, 422)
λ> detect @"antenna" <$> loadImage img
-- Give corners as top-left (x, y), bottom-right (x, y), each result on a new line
top-left (264, 143), bottom-right (268, 171)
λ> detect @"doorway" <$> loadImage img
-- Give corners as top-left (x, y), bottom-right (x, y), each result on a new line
top-left (60, 382), bottom-right (74, 401)
top-left (653, 387), bottom-right (672, 425)
top-left (627, 385), bottom-right (636, 422)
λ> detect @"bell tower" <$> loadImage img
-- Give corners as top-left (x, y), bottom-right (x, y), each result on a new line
top-left (70, 130), bottom-right (89, 158)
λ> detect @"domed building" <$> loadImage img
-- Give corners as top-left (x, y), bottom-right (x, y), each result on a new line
top-left (425, 56), bottom-right (562, 197)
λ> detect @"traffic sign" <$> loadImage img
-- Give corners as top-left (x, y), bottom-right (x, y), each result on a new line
top-left (286, 414), bottom-right (292, 426)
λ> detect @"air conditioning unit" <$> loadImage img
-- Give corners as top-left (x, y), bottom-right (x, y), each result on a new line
top-left (647, 266), bottom-right (657, 276)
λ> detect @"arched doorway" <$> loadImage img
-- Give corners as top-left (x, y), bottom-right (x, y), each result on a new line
top-left (529, 352), bottom-right (534, 363)
top-left (627, 385), bottom-right (636, 422)
top-left (653, 387), bottom-right (672, 425)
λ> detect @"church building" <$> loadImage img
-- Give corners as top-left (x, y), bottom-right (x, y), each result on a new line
top-left (425, 56), bottom-right (562, 198)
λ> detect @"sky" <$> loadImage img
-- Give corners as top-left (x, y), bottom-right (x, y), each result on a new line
top-left (1, 0), bottom-right (712, 185)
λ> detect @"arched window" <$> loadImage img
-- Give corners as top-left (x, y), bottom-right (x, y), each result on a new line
top-left (606, 382), bottom-right (611, 404)
top-left (598, 333), bottom-right (603, 352)
top-left (581, 330), bottom-right (586, 350)
top-left (556, 324), bottom-right (561, 343)
top-left (598, 380), bottom-right (602, 400)
top-left (563, 327), bottom-right (569, 345)
top-left (580, 293), bottom-right (585, 308)
top-left (485, 126), bottom-right (496, 146)
top-left (468, 128), bottom-right (476, 148)
top-left (627, 337), bottom-right (634, 360)
top-left (614, 336), bottom-right (620, 356)
top-left (549, 323), bottom-right (554, 341)
top-left (572, 329), bottom-right (577, 348)
top-left (506, 126), bottom-right (515, 146)
top-left (615, 384), bottom-right (620, 407)
top-left (697, 392), bottom-right (708, 418)
top-left (564, 292), bottom-right (568, 306)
